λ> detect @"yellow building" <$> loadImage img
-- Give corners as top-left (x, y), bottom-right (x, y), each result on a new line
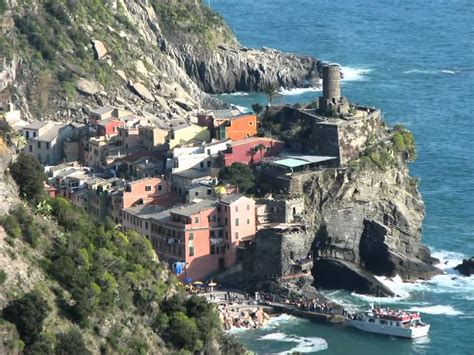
top-left (167, 123), bottom-right (210, 149)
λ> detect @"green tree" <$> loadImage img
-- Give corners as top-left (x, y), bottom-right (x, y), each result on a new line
top-left (264, 84), bottom-right (279, 106)
top-left (219, 163), bottom-right (255, 193)
top-left (2, 290), bottom-right (50, 345)
top-left (167, 312), bottom-right (201, 351)
top-left (251, 103), bottom-right (264, 117)
top-left (55, 327), bottom-right (91, 355)
top-left (9, 152), bottom-right (46, 202)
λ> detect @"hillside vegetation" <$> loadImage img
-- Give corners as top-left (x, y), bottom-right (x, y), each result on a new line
top-left (0, 151), bottom-right (244, 354)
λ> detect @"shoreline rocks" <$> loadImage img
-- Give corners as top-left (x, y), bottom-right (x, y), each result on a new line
top-left (219, 305), bottom-right (271, 331)
top-left (454, 257), bottom-right (474, 276)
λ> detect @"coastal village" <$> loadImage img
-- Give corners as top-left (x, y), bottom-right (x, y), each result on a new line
top-left (1, 64), bottom-right (393, 331)
top-left (2, 64), bottom-right (381, 286)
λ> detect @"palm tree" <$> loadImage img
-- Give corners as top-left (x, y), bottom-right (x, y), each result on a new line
top-left (264, 84), bottom-right (279, 106)
top-left (251, 103), bottom-right (263, 117)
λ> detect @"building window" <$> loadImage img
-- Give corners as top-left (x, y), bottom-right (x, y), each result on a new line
top-left (235, 206), bottom-right (238, 212)
top-left (235, 218), bottom-right (239, 226)
top-left (145, 185), bottom-right (152, 192)
top-left (189, 233), bottom-right (194, 240)
top-left (210, 245), bottom-right (216, 255)
top-left (200, 162), bottom-right (204, 168)
top-left (33, 132), bottom-right (37, 137)
top-left (37, 141), bottom-right (41, 149)
top-left (225, 232), bottom-right (228, 240)
top-left (158, 185), bottom-right (163, 191)
top-left (189, 246), bottom-right (194, 256)
top-left (246, 204), bottom-right (250, 211)
top-left (235, 232), bottom-right (239, 239)
top-left (145, 222), bottom-right (148, 229)
top-left (25, 131), bottom-right (29, 139)
top-left (249, 121), bottom-right (253, 126)
top-left (247, 219), bottom-right (250, 225)
top-left (29, 145), bottom-right (32, 152)
top-left (266, 147), bottom-right (270, 152)
top-left (46, 142), bottom-right (50, 149)
top-left (207, 161), bottom-right (211, 168)
top-left (195, 191), bottom-right (199, 196)
top-left (194, 217), bottom-right (199, 223)
top-left (225, 217), bottom-right (228, 226)
top-left (207, 189), bottom-right (212, 195)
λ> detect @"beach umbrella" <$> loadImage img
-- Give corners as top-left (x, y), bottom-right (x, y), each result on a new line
top-left (208, 282), bottom-right (217, 287)
top-left (193, 281), bottom-right (203, 286)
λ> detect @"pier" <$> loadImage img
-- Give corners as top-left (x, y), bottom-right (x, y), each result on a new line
top-left (264, 301), bottom-right (345, 324)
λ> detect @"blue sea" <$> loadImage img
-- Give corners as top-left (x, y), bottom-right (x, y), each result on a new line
top-left (212, 1), bottom-right (474, 354)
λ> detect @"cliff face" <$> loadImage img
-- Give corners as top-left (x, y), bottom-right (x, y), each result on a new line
top-left (0, 0), bottom-right (319, 121)
top-left (302, 165), bottom-right (440, 295)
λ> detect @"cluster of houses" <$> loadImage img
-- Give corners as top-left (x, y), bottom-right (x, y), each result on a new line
top-left (1, 102), bottom-right (332, 281)
top-left (1, 64), bottom-right (384, 282)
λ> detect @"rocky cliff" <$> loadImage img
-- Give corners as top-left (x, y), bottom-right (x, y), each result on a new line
top-left (304, 165), bottom-right (440, 295)
top-left (0, 0), bottom-right (320, 121)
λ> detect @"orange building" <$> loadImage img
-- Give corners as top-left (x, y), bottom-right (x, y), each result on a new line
top-left (198, 110), bottom-right (257, 141)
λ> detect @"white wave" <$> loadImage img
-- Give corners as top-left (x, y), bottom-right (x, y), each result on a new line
top-left (230, 105), bottom-right (251, 113)
top-left (407, 305), bottom-right (464, 316)
top-left (259, 333), bottom-right (328, 354)
top-left (430, 249), bottom-right (465, 271)
top-left (340, 66), bottom-right (372, 81)
top-left (404, 69), bottom-right (457, 75)
top-left (279, 86), bottom-right (322, 96)
top-left (260, 332), bottom-right (288, 341)
top-left (226, 326), bottom-right (249, 334)
top-left (282, 337), bottom-right (328, 354)
top-left (221, 92), bottom-right (249, 96)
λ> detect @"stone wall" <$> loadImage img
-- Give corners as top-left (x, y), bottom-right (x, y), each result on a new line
top-left (337, 109), bottom-right (383, 164)
top-left (247, 226), bottom-right (312, 280)
top-left (309, 108), bottom-right (383, 165)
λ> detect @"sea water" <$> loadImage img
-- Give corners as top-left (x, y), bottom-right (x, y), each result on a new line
top-left (212, 1), bottom-right (474, 354)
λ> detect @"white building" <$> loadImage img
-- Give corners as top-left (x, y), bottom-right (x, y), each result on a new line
top-left (166, 139), bottom-right (229, 174)
top-left (23, 121), bottom-right (77, 165)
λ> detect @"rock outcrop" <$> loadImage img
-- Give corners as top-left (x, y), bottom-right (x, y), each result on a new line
top-left (0, 0), bottom-right (320, 121)
top-left (455, 258), bottom-right (474, 276)
top-left (303, 165), bottom-right (441, 292)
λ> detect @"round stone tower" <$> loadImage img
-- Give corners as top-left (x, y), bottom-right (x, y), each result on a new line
top-left (322, 63), bottom-right (341, 102)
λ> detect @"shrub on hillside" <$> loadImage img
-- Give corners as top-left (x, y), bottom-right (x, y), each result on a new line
top-left (55, 327), bottom-right (90, 355)
top-left (9, 152), bottom-right (46, 202)
top-left (2, 290), bottom-right (50, 345)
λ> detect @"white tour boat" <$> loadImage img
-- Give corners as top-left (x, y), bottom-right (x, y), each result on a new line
top-left (346, 305), bottom-right (430, 338)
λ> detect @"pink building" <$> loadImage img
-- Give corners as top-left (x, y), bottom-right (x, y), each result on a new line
top-left (220, 137), bottom-right (285, 167)
top-left (122, 195), bottom-right (257, 280)
top-left (109, 177), bottom-right (172, 222)
top-left (96, 118), bottom-right (124, 137)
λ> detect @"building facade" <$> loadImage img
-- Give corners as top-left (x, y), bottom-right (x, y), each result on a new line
top-left (220, 137), bottom-right (285, 167)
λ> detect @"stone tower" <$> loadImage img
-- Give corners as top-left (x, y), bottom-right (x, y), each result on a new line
top-left (319, 63), bottom-right (349, 116)
top-left (322, 64), bottom-right (341, 102)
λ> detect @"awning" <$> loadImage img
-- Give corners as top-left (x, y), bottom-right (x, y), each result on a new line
top-left (272, 158), bottom-right (309, 168)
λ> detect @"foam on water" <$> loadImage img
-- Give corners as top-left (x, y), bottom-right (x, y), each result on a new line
top-left (263, 314), bottom-right (297, 329)
top-left (279, 86), bottom-right (322, 95)
top-left (221, 92), bottom-right (249, 96)
top-left (404, 69), bottom-right (457, 75)
top-left (340, 66), bottom-right (372, 81)
top-left (260, 332), bottom-right (288, 341)
top-left (407, 305), bottom-right (464, 316)
top-left (259, 333), bottom-right (328, 353)
top-left (281, 336), bottom-right (328, 354)
top-left (231, 104), bottom-right (251, 113)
